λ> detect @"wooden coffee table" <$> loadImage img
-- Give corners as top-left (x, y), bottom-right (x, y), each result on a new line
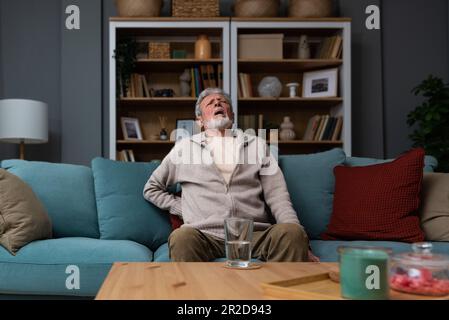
top-left (95, 262), bottom-right (338, 300)
top-left (95, 262), bottom-right (449, 300)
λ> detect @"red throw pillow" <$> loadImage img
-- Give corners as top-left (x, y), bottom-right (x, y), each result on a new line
top-left (170, 215), bottom-right (184, 230)
top-left (321, 148), bottom-right (426, 243)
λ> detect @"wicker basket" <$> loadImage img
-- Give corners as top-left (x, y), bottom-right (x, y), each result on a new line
top-left (234, 0), bottom-right (280, 17)
top-left (149, 42), bottom-right (170, 59)
top-left (288, 0), bottom-right (333, 18)
top-left (115, 0), bottom-right (162, 17)
top-left (172, 0), bottom-right (219, 17)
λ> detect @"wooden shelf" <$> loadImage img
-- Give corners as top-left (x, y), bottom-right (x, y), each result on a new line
top-left (136, 59), bottom-right (222, 72)
top-left (238, 59), bottom-right (342, 73)
top-left (117, 140), bottom-right (175, 145)
top-left (275, 140), bottom-right (343, 145)
top-left (238, 97), bottom-right (343, 108)
top-left (119, 97), bottom-right (197, 107)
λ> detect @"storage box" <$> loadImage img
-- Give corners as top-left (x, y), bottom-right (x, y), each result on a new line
top-left (238, 34), bottom-right (284, 59)
top-left (148, 42), bottom-right (170, 59)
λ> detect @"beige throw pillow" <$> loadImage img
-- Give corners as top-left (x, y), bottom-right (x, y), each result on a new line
top-left (419, 172), bottom-right (449, 241)
top-left (0, 169), bottom-right (52, 255)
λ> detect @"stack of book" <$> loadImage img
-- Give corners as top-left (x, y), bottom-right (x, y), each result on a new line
top-left (303, 115), bottom-right (343, 141)
top-left (117, 149), bottom-right (136, 162)
top-left (191, 64), bottom-right (223, 97)
top-left (238, 73), bottom-right (254, 98)
top-left (314, 35), bottom-right (343, 59)
top-left (121, 74), bottom-right (150, 98)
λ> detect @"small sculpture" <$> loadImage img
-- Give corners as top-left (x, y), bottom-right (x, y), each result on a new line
top-left (179, 68), bottom-right (191, 97)
top-left (159, 116), bottom-right (168, 141)
top-left (258, 76), bottom-right (282, 98)
top-left (298, 35), bottom-right (311, 59)
top-left (279, 116), bottom-right (296, 141)
top-left (286, 82), bottom-right (300, 98)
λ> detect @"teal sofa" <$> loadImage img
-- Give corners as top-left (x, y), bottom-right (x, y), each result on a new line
top-left (0, 149), bottom-right (447, 298)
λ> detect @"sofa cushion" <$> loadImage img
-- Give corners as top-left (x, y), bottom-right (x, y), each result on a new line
top-left (0, 237), bottom-right (152, 297)
top-left (1, 160), bottom-right (99, 239)
top-left (344, 154), bottom-right (438, 172)
top-left (311, 240), bottom-right (449, 262)
top-left (278, 148), bottom-right (346, 239)
top-left (322, 148), bottom-right (426, 243)
top-left (420, 173), bottom-right (449, 241)
top-left (0, 169), bottom-right (52, 254)
top-left (91, 158), bottom-right (172, 251)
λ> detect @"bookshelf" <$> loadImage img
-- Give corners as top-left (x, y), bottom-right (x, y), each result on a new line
top-left (231, 18), bottom-right (351, 156)
top-left (109, 18), bottom-right (230, 161)
top-left (109, 18), bottom-right (351, 161)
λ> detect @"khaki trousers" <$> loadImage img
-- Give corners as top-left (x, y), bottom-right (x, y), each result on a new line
top-left (168, 223), bottom-right (309, 262)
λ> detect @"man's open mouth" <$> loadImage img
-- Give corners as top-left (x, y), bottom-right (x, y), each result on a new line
top-left (214, 109), bottom-right (225, 116)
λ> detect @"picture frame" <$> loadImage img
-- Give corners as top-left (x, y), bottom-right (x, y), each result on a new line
top-left (175, 119), bottom-right (196, 141)
top-left (121, 117), bottom-right (143, 140)
top-left (302, 68), bottom-right (338, 98)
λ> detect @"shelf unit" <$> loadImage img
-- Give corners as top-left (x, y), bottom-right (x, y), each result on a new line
top-left (231, 18), bottom-right (351, 156)
top-left (109, 18), bottom-right (230, 161)
top-left (109, 18), bottom-right (351, 161)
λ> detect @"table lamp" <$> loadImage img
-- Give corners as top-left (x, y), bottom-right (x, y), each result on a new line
top-left (0, 99), bottom-right (48, 160)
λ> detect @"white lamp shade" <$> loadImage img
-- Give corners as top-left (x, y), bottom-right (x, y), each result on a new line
top-left (0, 99), bottom-right (48, 144)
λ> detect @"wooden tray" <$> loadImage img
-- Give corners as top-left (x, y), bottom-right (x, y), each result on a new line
top-left (261, 271), bottom-right (342, 300)
top-left (261, 271), bottom-right (449, 300)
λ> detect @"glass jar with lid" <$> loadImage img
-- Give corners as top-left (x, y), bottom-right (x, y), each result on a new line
top-left (390, 242), bottom-right (449, 296)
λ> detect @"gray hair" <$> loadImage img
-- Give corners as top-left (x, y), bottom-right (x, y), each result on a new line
top-left (195, 88), bottom-right (232, 117)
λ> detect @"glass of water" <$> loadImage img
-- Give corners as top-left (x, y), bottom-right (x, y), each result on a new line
top-left (224, 218), bottom-right (253, 268)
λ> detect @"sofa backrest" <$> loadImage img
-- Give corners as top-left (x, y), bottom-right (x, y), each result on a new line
top-left (1, 159), bottom-right (100, 239)
top-left (91, 157), bottom-right (172, 251)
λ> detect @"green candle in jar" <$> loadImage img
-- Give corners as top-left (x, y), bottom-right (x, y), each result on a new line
top-left (338, 246), bottom-right (392, 300)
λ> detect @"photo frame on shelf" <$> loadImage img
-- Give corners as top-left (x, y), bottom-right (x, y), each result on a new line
top-left (302, 68), bottom-right (338, 98)
top-left (121, 117), bottom-right (143, 140)
top-left (175, 119), bottom-right (196, 141)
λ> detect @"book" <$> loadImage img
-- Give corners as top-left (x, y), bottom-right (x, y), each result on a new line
top-left (258, 114), bottom-right (264, 131)
top-left (217, 64), bottom-right (223, 89)
top-left (190, 68), bottom-right (196, 97)
top-left (208, 64), bottom-right (217, 87)
top-left (330, 36), bottom-right (343, 59)
top-left (313, 116), bottom-right (325, 141)
top-left (303, 115), bottom-right (320, 141)
top-left (318, 115), bottom-right (330, 141)
top-left (200, 65), bottom-right (210, 88)
top-left (239, 73), bottom-right (248, 98)
top-left (194, 67), bottom-right (202, 94)
top-left (321, 116), bottom-right (335, 141)
top-left (127, 149), bottom-right (135, 162)
top-left (331, 117), bottom-right (343, 141)
top-left (245, 74), bottom-right (253, 97)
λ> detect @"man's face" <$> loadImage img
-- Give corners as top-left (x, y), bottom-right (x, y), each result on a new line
top-left (198, 93), bottom-right (233, 129)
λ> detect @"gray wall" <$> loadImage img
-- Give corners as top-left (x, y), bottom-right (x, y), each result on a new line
top-left (0, 0), bottom-right (61, 162)
top-left (382, 0), bottom-right (449, 157)
top-left (61, 0), bottom-right (102, 164)
top-left (1, 0), bottom-right (448, 163)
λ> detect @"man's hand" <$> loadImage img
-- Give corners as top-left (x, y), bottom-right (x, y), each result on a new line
top-left (308, 250), bottom-right (320, 262)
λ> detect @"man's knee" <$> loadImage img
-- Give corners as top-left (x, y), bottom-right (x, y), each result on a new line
top-left (168, 227), bottom-right (201, 249)
top-left (270, 223), bottom-right (308, 244)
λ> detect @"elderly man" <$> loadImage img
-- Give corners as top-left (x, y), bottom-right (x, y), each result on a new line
top-left (143, 88), bottom-right (315, 262)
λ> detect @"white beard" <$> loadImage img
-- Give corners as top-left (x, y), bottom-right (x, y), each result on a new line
top-left (204, 116), bottom-right (232, 130)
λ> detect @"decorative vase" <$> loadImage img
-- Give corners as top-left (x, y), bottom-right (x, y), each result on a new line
top-left (279, 116), bottom-right (296, 141)
top-left (298, 35), bottom-right (311, 59)
top-left (159, 128), bottom-right (168, 141)
top-left (286, 82), bottom-right (299, 98)
top-left (179, 68), bottom-right (191, 97)
top-left (257, 76), bottom-right (282, 98)
top-left (195, 34), bottom-right (212, 59)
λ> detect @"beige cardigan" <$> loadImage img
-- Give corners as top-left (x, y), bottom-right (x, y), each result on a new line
top-left (143, 131), bottom-right (301, 240)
